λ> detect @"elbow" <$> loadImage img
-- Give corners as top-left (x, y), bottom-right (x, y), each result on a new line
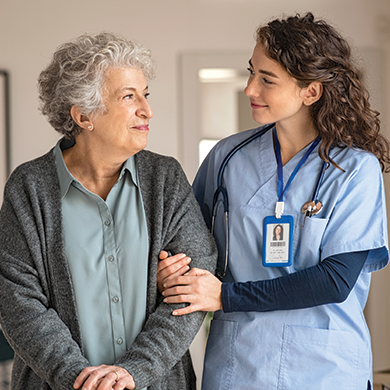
top-left (329, 286), bottom-right (352, 304)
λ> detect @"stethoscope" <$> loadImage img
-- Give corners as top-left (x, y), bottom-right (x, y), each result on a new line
top-left (211, 123), bottom-right (328, 279)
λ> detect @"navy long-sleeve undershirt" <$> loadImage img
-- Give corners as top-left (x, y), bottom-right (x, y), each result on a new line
top-left (221, 250), bottom-right (368, 313)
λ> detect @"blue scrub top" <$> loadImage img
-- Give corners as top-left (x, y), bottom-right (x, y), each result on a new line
top-left (193, 125), bottom-right (389, 390)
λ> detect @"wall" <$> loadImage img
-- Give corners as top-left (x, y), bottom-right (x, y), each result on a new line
top-left (1, 0), bottom-right (390, 376)
top-left (0, 0), bottom-right (388, 167)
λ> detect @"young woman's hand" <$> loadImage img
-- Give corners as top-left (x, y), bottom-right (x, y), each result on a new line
top-left (161, 267), bottom-right (223, 315)
top-left (157, 251), bottom-right (192, 293)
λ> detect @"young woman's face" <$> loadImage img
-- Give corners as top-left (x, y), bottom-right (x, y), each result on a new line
top-left (244, 44), bottom-right (310, 128)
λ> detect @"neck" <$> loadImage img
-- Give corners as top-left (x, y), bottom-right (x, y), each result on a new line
top-left (275, 121), bottom-right (318, 165)
top-left (62, 137), bottom-right (123, 200)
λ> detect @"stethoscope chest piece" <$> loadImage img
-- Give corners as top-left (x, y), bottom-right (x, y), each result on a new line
top-left (301, 200), bottom-right (323, 217)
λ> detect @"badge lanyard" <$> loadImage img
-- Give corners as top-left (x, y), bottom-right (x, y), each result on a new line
top-left (263, 127), bottom-right (321, 267)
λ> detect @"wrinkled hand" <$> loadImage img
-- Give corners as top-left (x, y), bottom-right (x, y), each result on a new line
top-left (162, 267), bottom-right (223, 315)
top-left (73, 365), bottom-right (135, 390)
top-left (157, 251), bottom-right (192, 293)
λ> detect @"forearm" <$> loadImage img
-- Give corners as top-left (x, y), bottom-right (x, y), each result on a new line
top-left (116, 256), bottom-right (213, 387)
top-left (116, 304), bottom-right (206, 388)
top-left (0, 202), bottom-right (88, 389)
top-left (2, 307), bottom-right (88, 389)
top-left (0, 255), bottom-right (89, 389)
top-left (222, 250), bottom-right (368, 312)
top-left (120, 248), bottom-right (214, 387)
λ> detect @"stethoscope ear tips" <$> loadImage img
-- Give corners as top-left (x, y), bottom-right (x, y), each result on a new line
top-left (301, 200), bottom-right (323, 216)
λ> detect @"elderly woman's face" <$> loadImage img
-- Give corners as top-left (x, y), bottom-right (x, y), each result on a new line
top-left (91, 67), bottom-right (153, 159)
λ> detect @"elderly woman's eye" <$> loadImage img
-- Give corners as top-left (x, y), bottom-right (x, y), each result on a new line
top-left (144, 93), bottom-right (150, 99)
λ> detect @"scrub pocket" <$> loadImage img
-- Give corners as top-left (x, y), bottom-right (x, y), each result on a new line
top-left (293, 216), bottom-right (329, 270)
top-left (277, 324), bottom-right (358, 390)
top-left (202, 319), bottom-right (238, 390)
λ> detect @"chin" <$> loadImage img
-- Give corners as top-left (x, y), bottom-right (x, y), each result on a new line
top-left (135, 142), bottom-right (148, 154)
top-left (253, 118), bottom-right (269, 126)
top-left (252, 114), bottom-right (268, 125)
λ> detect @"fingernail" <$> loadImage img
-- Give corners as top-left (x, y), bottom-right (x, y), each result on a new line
top-left (172, 311), bottom-right (177, 316)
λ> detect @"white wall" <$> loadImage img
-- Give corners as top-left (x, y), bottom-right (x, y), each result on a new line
top-left (1, 0), bottom-right (390, 376)
top-left (0, 0), bottom-right (388, 167)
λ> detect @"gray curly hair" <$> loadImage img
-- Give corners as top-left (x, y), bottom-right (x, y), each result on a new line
top-left (38, 32), bottom-right (156, 139)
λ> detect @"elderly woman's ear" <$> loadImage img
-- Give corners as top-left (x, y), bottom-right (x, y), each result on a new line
top-left (70, 106), bottom-right (93, 131)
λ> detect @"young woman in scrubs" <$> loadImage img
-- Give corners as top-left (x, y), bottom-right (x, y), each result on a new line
top-left (158, 12), bottom-right (390, 390)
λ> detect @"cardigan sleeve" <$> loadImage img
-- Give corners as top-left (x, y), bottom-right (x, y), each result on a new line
top-left (115, 152), bottom-right (218, 389)
top-left (0, 162), bottom-right (89, 390)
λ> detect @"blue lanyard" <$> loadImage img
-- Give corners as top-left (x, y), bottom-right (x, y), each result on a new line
top-left (273, 127), bottom-right (321, 202)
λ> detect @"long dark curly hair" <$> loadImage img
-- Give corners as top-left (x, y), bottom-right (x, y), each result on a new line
top-left (256, 12), bottom-right (390, 172)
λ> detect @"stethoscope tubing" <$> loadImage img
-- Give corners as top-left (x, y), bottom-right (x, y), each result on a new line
top-left (211, 123), bottom-right (274, 278)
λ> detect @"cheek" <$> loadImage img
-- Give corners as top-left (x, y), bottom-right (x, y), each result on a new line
top-left (277, 90), bottom-right (303, 109)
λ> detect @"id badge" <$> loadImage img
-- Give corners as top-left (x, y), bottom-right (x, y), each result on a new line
top-left (263, 215), bottom-right (293, 267)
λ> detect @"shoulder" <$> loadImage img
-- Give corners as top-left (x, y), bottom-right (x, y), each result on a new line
top-left (135, 149), bottom-right (182, 174)
top-left (324, 147), bottom-right (384, 209)
top-left (5, 149), bottom-right (57, 195)
top-left (135, 150), bottom-right (190, 194)
top-left (210, 124), bottom-right (271, 159)
top-left (195, 124), bottom-right (272, 180)
top-left (1, 148), bottom-right (60, 233)
top-left (332, 147), bottom-right (381, 178)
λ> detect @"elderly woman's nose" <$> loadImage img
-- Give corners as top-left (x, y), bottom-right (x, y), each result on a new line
top-left (138, 99), bottom-right (153, 118)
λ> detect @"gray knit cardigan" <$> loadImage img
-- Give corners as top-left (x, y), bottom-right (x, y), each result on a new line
top-left (0, 146), bottom-right (217, 390)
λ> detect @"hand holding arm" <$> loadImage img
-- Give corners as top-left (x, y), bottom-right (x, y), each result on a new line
top-left (157, 251), bottom-right (191, 293)
top-left (162, 267), bottom-right (222, 315)
top-left (162, 251), bottom-right (369, 315)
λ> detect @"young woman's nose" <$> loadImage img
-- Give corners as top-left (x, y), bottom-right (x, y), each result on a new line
top-left (244, 77), bottom-right (259, 98)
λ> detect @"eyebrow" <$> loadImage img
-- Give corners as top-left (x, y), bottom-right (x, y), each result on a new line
top-left (248, 59), bottom-right (279, 79)
top-left (117, 85), bottom-right (149, 94)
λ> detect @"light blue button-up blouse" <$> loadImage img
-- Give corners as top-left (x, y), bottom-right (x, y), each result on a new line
top-left (53, 139), bottom-right (148, 368)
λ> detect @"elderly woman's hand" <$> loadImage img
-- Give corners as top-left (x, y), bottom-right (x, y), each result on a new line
top-left (157, 251), bottom-right (192, 293)
top-left (73, 365), bottom-right (135, 390)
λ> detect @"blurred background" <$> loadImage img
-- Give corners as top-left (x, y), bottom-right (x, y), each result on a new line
top-left (0, 0), bottom-right (389, 388)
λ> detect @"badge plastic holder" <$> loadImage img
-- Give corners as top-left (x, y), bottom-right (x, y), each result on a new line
top-left (263, 215), bottom-right (294, 267)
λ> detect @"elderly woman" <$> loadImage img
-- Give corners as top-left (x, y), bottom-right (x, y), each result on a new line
top-left (0, 32), bottom-right (216, 390)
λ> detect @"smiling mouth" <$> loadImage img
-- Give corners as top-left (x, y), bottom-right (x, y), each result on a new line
top-left (134, 124), bottom-right (149, 131)
top-left (250, 102), bottom-right (267, 109)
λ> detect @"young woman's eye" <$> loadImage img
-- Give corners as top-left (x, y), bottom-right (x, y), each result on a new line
top-left (263, 77), bottom-right (273, 85)
top-left (247, 67), bottom-right (255, 76)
